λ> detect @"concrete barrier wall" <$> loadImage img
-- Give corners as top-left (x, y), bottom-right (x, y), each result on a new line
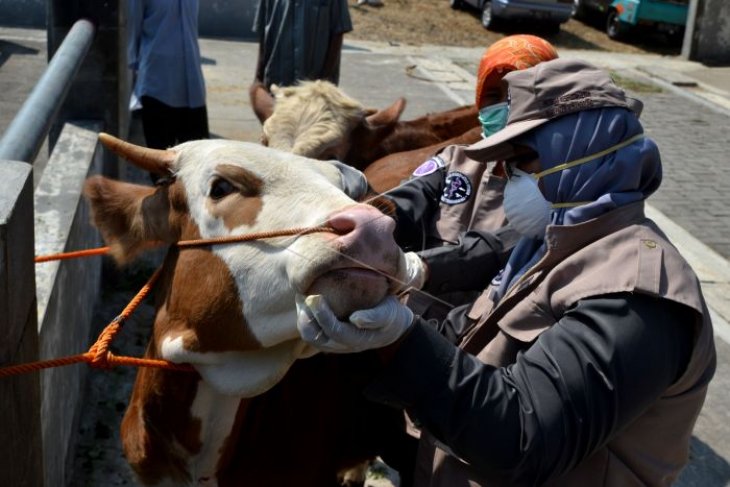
top-left (34, 121), bottom-right (104, 487)
top-left (0, 159), bottom-right (44, 486)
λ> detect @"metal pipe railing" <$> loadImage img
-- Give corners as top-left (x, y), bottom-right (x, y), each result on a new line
top-left (0, 19), bottom-right (95, 163)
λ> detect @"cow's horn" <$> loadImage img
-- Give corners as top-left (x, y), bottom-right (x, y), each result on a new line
top-left (98, 132), bottom-right (176, 175)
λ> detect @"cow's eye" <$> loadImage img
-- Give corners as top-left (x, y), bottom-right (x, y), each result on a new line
top-left (210, 178), bottom-right (236, 200)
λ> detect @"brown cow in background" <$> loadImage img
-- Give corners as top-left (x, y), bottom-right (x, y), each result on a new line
top-left (364, 126), bottom-right (482, 193)
top-left (250, 80), bottom-right (478, 173)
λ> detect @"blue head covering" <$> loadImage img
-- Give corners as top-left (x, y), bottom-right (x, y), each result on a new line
top-left (493, 106), bottom-right (662, 301)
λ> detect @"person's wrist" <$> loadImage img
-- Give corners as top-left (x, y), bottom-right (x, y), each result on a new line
top-left (375, 322), bottom-right (415, 364)
top-left (404, 251), bottom-right (428, 291)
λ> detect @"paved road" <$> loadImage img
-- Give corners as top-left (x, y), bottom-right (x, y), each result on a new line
top-left (3, 27), bottom-right (730, 485)
top-left (0, 27), bottom-right (49, 184)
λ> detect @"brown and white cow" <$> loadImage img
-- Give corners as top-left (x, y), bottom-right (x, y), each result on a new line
top-left (254, 80), bottom-right (479, 171)
top-left (85, 134), bottom-right (411, 486)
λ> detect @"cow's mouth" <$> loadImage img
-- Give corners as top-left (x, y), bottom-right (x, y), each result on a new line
top-left (306, 267), bottom-right (390, 319)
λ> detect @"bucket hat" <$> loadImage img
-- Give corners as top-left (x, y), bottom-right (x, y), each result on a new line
top-left (465, 58), bottom-right (642, 159)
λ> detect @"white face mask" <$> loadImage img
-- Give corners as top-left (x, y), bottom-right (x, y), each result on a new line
top-left (503, 168), bottom-right (551, 238)
top-left (503, 133), bottom-right (646, 239)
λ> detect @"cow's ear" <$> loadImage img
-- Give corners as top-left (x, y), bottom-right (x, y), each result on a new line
top-left (365, 98), bottom-right (406, 127)
top-left (83, 176), bottom-right (184, 265)
top-left (250, 81), bottom-right (275, 124)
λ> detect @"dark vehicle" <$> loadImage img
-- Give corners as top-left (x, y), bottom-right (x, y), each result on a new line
top-left (451, 0), bottom-right (575, 33)
top-left (573, 0), bottom-right (688, 41)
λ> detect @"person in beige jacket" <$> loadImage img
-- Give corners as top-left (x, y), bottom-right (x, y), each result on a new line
top-left (388, 35), bottom-right (558, 324)
top-left (295, 58), bottom-right (716, 486)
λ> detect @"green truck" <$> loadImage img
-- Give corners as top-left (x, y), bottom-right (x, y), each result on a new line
top-left (573, 0), bottom-right (689, 41)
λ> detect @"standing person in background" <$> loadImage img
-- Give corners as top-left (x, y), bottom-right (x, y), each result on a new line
top-left (128, 0), bottom-right (209, 181)
top-left (252, 0), bottom-right (352, 91)
top-left (387, 35), bottom-right (558, 324)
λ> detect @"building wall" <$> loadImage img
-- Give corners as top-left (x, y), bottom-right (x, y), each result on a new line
top-left (0, 0), bottom-right (45, 28)
top-left (200, 0), bottom-right (257, 40)
top-left (0, 0), bottom-right (258, 40)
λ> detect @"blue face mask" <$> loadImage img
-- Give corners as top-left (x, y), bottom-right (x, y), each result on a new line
top-left (478, 102), bottom-right (509, 138)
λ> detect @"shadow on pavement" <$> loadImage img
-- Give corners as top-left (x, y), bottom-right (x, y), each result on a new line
top-left (0, 39), bottom-right (40, 69)
top-left (676, 436), bottom-right (730, 487)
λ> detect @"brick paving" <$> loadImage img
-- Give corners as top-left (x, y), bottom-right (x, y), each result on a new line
top-left (639, 90), bottom-right (730, 260)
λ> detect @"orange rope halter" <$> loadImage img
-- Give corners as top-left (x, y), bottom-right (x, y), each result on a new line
top-left (34, 225), bottom-right (334, 263)
top-left (2, 225), bottom-right (335, 378)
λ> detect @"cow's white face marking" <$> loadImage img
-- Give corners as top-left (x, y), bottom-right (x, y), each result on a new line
top-left (164, 141), bottom-right (395, 396)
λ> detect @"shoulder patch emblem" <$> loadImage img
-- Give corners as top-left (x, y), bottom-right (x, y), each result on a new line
top-left (441, 171), bottom-right (472, 205)
top-left (412, 156), bottom-right (446, 177)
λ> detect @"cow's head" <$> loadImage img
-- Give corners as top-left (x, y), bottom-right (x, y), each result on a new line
top-left (259, 80), bottom-right (405, 165)
top-left (85, 135), bottom-right (407, 397)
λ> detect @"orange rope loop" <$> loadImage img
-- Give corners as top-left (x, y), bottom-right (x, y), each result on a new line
top-left (0, 266), bottom-right (197, 377)
top-left (4, 225), bottom-right (337, 378)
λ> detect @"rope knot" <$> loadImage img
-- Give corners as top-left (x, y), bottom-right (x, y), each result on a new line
top-left (90, 351), bottom-right (115, 369)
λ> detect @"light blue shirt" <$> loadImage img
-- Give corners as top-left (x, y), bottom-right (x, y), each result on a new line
top-left (128, 0), bottom-right (206, 108)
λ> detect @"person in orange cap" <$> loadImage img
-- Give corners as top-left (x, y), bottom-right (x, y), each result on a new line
top-left (383, 35), bottom-right (559, 324)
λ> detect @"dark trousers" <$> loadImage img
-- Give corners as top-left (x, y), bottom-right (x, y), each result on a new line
top-left (140, 95), bottom-right (210, 150)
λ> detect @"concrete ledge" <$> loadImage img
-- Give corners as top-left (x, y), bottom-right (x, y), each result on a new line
top-left (0, 159), bottom-right (44, 487)
top-left (638, 65), bottom-right (699, 87)
top-left (0, 160), bottom-right (35, 359)
top-left (34, 120), bottom-right (104, 487)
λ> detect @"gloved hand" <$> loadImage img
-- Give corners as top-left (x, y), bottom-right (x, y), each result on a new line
top-left (392, 251), bottom-right (429, 294)
top-left (296, 294), bottom-right (415, 353)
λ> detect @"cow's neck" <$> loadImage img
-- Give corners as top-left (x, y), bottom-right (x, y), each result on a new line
top-left (123, 345), bottom-right (244, 486)
top-left (122, 248), bottom-right (251, 486)
top-left (187, 380), bottom-right (242, 485)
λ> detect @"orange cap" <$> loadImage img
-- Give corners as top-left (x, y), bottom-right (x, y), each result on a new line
top-left (475, 35), bottom-right (558, 108)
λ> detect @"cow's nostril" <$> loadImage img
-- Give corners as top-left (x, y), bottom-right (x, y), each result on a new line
top-left (327, 212), bottom-right (357, 235)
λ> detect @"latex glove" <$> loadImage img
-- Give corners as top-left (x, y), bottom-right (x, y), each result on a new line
top-left (392, 251), bottom-right (429, 294)
top-left (296, 294), bottom-right (414, 353)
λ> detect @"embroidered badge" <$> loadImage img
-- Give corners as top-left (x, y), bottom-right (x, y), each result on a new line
top-left (412, 156), bottom-right (446, 177)
top-left (440, 171), bottom-right (472, 205)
